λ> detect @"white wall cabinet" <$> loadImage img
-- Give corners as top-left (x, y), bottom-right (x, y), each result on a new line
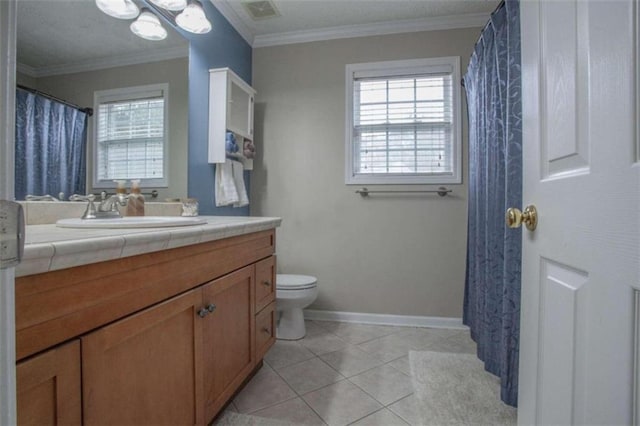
top-left (208, 68), bottom-right (256, 169)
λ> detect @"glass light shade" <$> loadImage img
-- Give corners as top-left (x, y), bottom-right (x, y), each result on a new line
top-left (130, 10), bottom-right (168, 41)
top-left (175, 1), bottom-right (212, 34)
top-left (149, 0), bottom-right (187, 12)
top-left (95, 0), bottom-right (139, 19)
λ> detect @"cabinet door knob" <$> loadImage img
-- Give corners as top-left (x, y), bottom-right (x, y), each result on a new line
top-left (197, 308), bottom-right (209, 318)
top-left (261, 327), bottom-right (270, 334)
top-left (262, 281), bottom-right (271, 287)
top-left (206, 303), bottom-right (216, 313)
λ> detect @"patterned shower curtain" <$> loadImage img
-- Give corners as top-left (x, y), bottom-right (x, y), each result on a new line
top-left (15, 88), bottom-right (88, 200)
top-left (462, 0), bottom-right (522, 407)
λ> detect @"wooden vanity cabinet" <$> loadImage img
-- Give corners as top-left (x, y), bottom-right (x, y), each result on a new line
top-left (15, 229), bottom-right (277, 426)
top-left (17, 340), bottom-right (81, 426)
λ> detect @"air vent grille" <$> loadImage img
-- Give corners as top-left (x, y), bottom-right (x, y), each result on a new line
top-left (242, 0), bottom-right (280, 20)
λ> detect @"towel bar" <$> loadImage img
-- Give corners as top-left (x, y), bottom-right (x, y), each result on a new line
top-left (356, 187), bottom-right (452, 197)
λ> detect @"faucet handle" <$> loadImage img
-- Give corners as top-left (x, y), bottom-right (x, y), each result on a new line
top-left (69, 194), bottom-right (92, 202)
top-left (80, 194), bottom-right (97, 219)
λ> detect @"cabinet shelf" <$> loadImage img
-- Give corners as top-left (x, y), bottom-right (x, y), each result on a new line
top-left (208, 68), bottom-right (256, 170)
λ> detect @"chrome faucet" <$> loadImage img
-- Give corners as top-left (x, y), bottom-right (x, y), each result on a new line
top-left (97, 191), bottom-right (128, 218)
top-left (70, 192), bottom-right (128, 219)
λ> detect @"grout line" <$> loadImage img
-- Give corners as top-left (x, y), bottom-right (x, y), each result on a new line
top-left (268, 356), bottom-right (331, 425)
top-left (386, 394), bottom-right (417, 425)
top-left (245, 394), bottom-right (299, 415)
top-left (345, 406), bottom-right (387, 425)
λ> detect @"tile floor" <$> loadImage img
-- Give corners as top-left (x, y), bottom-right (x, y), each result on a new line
top-left (219, 320), bottom-right (476, 426)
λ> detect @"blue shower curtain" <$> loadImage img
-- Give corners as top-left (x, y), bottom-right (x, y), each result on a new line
top-left (15, 88), bottom-right (88, 200)
top-left (463, 0), bottom-right (522, 407)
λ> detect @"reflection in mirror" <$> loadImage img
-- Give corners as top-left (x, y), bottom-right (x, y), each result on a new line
top-left (15, 0), bottom-right (189, 201)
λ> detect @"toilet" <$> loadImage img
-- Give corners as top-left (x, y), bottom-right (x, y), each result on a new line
top-left (275, 274), bottom-right (318, 340)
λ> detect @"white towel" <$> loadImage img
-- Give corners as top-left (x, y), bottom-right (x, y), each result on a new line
top-left (215, 160), bottom-right (239, 206)
top-left (231, 160), bottom-right (249, 208)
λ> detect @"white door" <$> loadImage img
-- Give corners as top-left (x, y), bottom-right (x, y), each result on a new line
top-left (0, 0), bottom-right (18, 424)
top-left (518, 1), bottom-right (639, 424)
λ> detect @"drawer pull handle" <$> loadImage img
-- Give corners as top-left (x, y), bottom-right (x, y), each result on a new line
top-left (262, 281), bottom-right (271, 287)
top-left (206, 303), bottom-right (216, 313)
top-left (261, 327), bottom-right (270, 334)
top-left (197, 308), bottom-right (209, 318)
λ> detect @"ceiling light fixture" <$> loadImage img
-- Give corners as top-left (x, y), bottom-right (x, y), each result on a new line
top-left (149, 0), bottom-right (188, 12)
top-left (130, 8), bottom-right (168, 41)
top-left (175, 0), bottom-right (212, 34)
top-left (95, 0), bottom-right (139, 19)
top-left (96, 0), bottom-right (212, 41)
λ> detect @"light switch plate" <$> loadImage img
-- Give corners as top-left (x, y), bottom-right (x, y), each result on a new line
top-left (0, 200), bottom-right (24, 270)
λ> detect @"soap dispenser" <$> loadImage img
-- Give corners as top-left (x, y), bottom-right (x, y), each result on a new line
top-left (127, 180), bottom-right (145, 216)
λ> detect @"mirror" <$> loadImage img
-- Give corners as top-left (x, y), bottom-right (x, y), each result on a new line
top-left (15, 0), bottom-right (190, 201)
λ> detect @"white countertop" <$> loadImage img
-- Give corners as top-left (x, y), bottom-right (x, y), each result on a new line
top-left (18, 216), bottom-right (282, 277)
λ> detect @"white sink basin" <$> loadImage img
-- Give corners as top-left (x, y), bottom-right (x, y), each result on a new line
top-left (56, 216), bottom-right (207, 229)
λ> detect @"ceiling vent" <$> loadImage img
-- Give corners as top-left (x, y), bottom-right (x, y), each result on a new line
top-left (241, 0), bottom-right (280, 20)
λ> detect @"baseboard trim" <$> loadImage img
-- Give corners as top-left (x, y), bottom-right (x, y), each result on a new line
top-left (304, 309), bottom-right (467, 330)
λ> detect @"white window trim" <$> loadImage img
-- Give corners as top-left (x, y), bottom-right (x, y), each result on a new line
top-left (345, 56), bottom-right (462, 185)
top-left (92, 83), bottom-right (170, 189)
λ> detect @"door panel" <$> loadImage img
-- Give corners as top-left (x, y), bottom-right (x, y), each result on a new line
top-left (82, 289), bottom-right (204, 426)
top-left (17, 340), bottom-right (81, 426)
top-left (202, 265), bottom-right (255, 420)
top-left (520, 0), bottom-right (638, 424)
top-left (540, 0), bottom-right (590, 178)
top-left (537, 260), bottom-right (588, 425)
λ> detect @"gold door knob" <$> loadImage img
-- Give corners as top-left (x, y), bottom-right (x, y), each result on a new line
top-left (506, 205), bottom-right (538, 231)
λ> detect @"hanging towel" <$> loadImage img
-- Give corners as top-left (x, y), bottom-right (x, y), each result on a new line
top-left (215, 160), bottom-right (239, 206)
top-left (231, 160), bottom-right (249, 208)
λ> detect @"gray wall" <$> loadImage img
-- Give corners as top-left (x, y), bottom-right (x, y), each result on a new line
top-left (32, 58), bottom-right (189, 200)
top-left (252, 28), bottom-right (478, 318)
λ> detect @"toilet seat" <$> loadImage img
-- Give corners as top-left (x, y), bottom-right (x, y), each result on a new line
top-left (276, 274), bottom-right (317, 290)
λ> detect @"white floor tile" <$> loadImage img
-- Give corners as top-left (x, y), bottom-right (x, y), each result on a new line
top-left (387, 394), bottom-right (421, 426)
top-left (233, 364), bottom-right (297, 414)
top-left (349, 408), bottom-right (410, 426)
top-left (278, 357), bottom-right (344, 394)
top-left (349, 364), bottom-right (413, 405)
top-left (319, 346), bottom-right (385, 377)
top-left (251, 397), bottom-right (326, 425)
top-left (299, 332), bottom-right (351, 356)
top-left (302, 381), bottom-right (382, 426)
top-left (265, 340), bottom-right (316, 370)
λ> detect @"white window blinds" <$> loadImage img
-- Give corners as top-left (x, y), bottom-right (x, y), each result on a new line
top-left (346, 58), bottom-right (461, 185)
top-left (354, 73), bottom-right (453, 175)
top-left (94, 85), bottom-right (167, 186)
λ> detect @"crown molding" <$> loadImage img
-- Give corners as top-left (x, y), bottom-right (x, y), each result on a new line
top-left (22, 45), bottom-right (189, 78)
top-left (253, 13), bottom-right (488, 48)
top-left (209, 0), bottom-right (254, 46)
top-left (16, 62), bottom-right (37, 78)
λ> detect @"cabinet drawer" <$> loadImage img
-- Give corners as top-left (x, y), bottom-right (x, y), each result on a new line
top-left (255, 302), bottom-right (276, 360)
top-left (255, 256), bottom-right (276, 312)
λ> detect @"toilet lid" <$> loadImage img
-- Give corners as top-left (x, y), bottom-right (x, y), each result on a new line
top-left (276, 274), bottom-right (317, 290)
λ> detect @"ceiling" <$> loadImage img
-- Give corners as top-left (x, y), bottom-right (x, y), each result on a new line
top-left (17, 0), bottom-right (498, 77)
top-left (214, 0), bottom-right (498, 46)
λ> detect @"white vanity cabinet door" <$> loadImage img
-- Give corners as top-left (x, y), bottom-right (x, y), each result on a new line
top-left (208, 68), bottom-right (256, 168)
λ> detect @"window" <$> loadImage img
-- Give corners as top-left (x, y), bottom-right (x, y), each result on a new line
top-left (93, 84), bottom-right (169, 188)
top-left (345, 57), bottom-right (461, 184)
